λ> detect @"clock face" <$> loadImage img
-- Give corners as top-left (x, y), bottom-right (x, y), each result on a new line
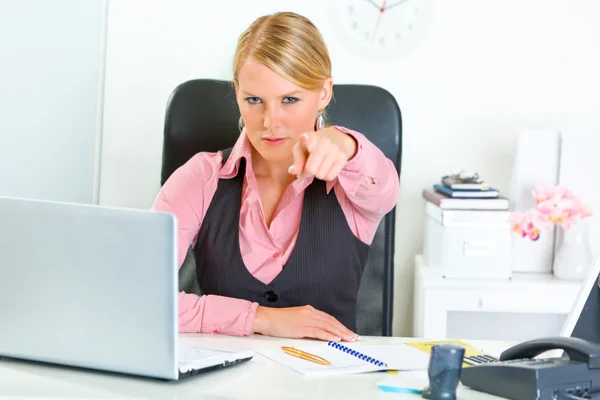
top-left (327, 0), bottom-right (433, 58)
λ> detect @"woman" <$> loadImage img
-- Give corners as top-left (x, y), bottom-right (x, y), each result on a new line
top-left (152, 11), bottom-right (399, 343)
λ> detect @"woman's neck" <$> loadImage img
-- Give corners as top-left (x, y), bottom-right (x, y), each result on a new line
top-left (250, 147), bottom-right (296, 186)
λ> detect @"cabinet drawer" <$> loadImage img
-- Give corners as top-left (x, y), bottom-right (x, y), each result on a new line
top-left (476, 289), bottom-right (577, 313)
top-left (428, 288), bottom-right (578, 314)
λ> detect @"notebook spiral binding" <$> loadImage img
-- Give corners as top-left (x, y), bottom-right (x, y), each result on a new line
top-left (327, 342), bottom-right (388, 368)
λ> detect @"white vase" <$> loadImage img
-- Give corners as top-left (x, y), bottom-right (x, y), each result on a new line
top-left (553, 222), bottom-right (593, 281)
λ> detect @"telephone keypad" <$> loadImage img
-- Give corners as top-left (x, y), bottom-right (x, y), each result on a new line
top-left (463, 354), bottom-right (499, 365)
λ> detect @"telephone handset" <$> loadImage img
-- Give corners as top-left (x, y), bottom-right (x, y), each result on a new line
top-left (460, 336), bottom-right (600, 400)
top-left (500, 336), bottom-right (600, 368)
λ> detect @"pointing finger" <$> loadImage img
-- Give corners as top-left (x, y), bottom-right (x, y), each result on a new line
top-left (289, 140), bottom-right (307, 176)
top-left (300, 132), bottom-right (315, 153)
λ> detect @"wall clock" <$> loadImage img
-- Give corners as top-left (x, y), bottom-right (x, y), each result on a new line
top-left (327, 0), bottom-right (434, 59)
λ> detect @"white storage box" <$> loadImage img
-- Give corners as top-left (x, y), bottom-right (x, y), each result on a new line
top-left (423, 202), bottom-right (513, 279)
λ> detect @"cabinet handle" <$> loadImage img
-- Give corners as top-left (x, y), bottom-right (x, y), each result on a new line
top-left (463, 241), bottom-right (496, 257)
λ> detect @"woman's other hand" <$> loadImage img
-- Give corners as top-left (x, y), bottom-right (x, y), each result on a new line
top-left (252, 305), bottom-right (359, 342)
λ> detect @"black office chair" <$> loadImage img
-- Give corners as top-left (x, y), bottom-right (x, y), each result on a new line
top-left (161, 79), bottom-right (402, 336)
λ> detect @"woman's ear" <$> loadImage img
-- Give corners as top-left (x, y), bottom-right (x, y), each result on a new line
top-left (317, 77), bottom-right (333, 111)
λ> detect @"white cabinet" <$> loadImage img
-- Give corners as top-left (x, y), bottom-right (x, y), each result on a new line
top-left (412, 255), bottom-right (582, 342)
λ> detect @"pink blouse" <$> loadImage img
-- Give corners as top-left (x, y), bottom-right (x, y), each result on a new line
top-left (151, 125), bottom-right (399, 336)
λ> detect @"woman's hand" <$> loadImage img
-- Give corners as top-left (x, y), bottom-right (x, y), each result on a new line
top-left (288, 127), bottom-right (358, 181)
top-left (252, 305), bottom-right (360, 342)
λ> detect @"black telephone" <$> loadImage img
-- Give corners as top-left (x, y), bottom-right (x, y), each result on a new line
top-left (459, 336), bottom-right (600, 400)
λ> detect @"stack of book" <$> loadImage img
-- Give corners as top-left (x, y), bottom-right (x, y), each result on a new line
top-left (422, 173), bottom-right (509, 210)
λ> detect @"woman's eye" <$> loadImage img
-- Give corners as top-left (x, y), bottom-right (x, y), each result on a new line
top-left (246, 97), bottom-right (261, 104)
top-left (282, 97), bottom-right (298, 103)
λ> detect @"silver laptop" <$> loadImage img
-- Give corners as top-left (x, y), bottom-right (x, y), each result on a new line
top-left (0, 196), bottom-right (254, 380)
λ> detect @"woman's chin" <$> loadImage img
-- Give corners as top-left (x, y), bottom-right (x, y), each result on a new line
top-left (254, 143), bottom-right (293, 163)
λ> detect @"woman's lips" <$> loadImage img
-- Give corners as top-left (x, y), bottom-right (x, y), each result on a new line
top-left (262, 137), bottom-right (287, 146)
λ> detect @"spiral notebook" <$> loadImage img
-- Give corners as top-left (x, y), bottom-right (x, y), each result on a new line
top-left (259, 341), bottom-right (430, 376)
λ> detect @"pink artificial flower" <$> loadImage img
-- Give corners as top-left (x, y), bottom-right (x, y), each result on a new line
top-left (513, 185), bottom-right (592, 241)
top-left (532, 185), bottom-right (577, 204)
top-left (528, 207), bottom-right (555, 230)
top-left (536, 199), bottom-right (570, 225)
top-left (510, 210), bottom-right (541, 241)
top-left (535, 190), bottom-right (592, 230)
top-left (523, 213), bottom-right (541, 241)
top-left (562, 202), bottom-right (594, 229)
top-left (510, 211), bottom-right (526, 237)
top-left (526, 228), bottom-right (540, 241)
top-left (510, 211), bottom-right (524, 230)
top-left (531, 186), bottom-right (556, 204)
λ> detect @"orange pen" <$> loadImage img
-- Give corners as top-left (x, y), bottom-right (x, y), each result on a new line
top-left (281, 346), bottom-right (332, 366)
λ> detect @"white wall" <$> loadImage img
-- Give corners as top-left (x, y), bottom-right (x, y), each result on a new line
top-left (99, 0), bottom-right (600, 336)
top-left (0, 0), bottom-right (106, 204)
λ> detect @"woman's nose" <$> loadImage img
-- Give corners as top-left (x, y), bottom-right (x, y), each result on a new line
top-left (263, 105), bottom-right (281, 130)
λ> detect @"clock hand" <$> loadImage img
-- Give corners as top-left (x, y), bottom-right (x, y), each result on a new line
top-left (364, 0), bottom-right (383, 10)
top-left (384, 0), bottom-right (411, 11)
top-left (371, 0), bottom-right (387, 42)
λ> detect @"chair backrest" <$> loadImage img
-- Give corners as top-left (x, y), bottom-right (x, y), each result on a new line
top-left (162, 79), bottom-right (402, 336)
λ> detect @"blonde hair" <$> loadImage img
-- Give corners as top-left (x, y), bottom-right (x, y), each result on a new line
top-left (233, 11), bottom-right (332, 105)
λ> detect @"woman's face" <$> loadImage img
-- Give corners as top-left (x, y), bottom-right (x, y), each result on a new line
top-left (235, 60), bottom-right (332, 164)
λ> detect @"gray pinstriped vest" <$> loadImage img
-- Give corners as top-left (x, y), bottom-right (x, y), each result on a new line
top-left (193, 149), bottom-right (370, 331)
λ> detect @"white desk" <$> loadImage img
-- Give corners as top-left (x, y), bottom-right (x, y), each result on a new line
top-left (0, 334), bottom-right (512, 400)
